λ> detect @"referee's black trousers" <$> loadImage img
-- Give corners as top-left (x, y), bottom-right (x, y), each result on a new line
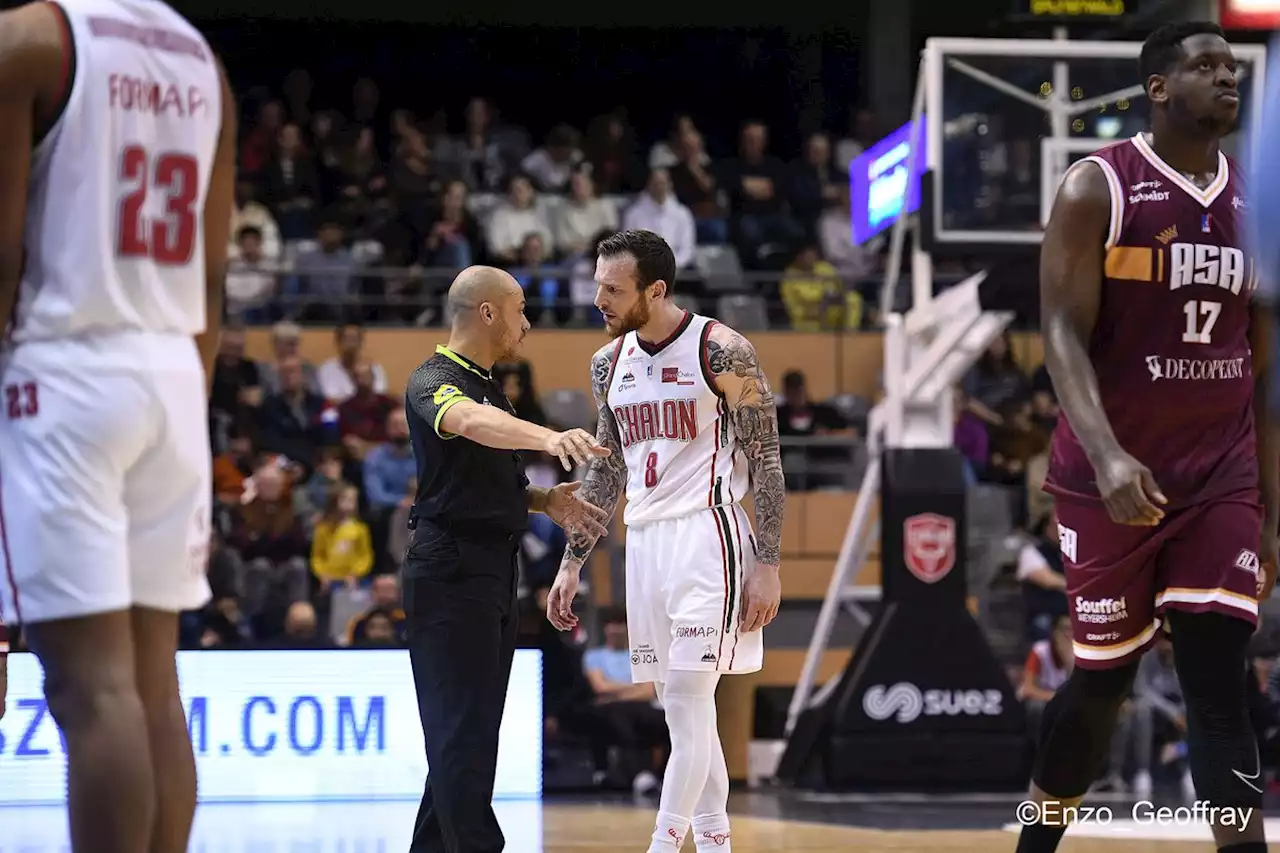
top-left (403, 524), bottom-right (520, 853)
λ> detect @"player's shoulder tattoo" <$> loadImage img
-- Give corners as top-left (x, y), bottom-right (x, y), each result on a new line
top-left (590, 339), bottom-right (622, 398)
top-left (704, 322), bottom-right (762, 380)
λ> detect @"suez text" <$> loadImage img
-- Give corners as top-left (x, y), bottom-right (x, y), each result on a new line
top-left (0, 694), bottom-right (386, 757)
top-left (861, 682), bottom-right (1004, 724)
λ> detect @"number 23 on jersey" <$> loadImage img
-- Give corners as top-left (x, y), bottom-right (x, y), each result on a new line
top-left (4, 382), bottom-right (37, 420)
top-left (116, 144), bottom-right (199, 265)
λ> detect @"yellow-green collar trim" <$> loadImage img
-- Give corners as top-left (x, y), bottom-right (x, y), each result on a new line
top-left (436, 344), bottom-right (491, 380)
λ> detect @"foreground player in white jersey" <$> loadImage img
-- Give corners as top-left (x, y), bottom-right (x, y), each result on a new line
top-left (0, 2), bottom-right (235, 852)
top-left (547, 229), bottom-right (785, 853)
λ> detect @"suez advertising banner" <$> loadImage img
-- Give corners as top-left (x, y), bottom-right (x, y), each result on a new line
top-left (0, 649), bottom-right (543, 804)
top-left (861, 681), bottom-right (1005, 724)
top-left (856, 511), bottom-right (1011, 729)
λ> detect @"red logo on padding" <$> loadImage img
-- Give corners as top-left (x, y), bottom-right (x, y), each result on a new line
top-left (903, 513), bottom-right (956, 583)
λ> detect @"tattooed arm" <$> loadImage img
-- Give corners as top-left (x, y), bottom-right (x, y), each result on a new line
top-left (705, 323), bottom-right (786, 568)
top-left (557, 342), bottom-right (630, 575)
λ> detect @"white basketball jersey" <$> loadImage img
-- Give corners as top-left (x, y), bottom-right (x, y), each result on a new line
top-left (10, 0), bottom-right (220, 345)
top-left (606, 313), bottom-right (750, 526)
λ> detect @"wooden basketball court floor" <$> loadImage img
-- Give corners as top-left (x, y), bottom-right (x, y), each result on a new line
top-left (3, 794), bottom-right (1275, 852)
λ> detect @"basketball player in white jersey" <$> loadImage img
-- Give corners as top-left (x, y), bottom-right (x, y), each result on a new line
top-left (547, 229), bottom-right (785, 853)
top-left (0, 2), bottom-right (235, 852)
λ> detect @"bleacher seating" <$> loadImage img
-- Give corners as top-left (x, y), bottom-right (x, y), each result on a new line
top-left (715, 293), bottom-right (770, 331)
top-left (829, 392), bottom-right (872, 433)
top-left (693, 245), bottom-right (747, 293)
top-left (541, 388), bottom-right (595, 431)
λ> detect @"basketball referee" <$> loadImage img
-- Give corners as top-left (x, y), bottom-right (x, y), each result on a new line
top-left (403, 266), bottom-right (610, 853)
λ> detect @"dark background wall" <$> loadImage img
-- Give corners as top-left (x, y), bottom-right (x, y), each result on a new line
top-left (198, 23), bottom-right (872, 156)
top-left (0, 0), bottom-right (1216, 156)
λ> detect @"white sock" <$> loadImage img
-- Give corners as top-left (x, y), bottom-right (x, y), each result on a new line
top-left (648, 810), bottom-right (691, 851)
top-left (647, 670), bottom-right (721, 852)
top-left (692, 700), bottom-right (732, 851)
top-left (692, 813), bottom-right (731, 851)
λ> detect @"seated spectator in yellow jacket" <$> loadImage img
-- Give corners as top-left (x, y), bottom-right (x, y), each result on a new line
top-left (780, 244), bottom-right (863, 331)
top-left (310, 484), bottom-right (374, 588)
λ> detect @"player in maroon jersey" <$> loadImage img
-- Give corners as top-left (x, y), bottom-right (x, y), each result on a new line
top-left (1016, 22), bottom-right (1277, 853)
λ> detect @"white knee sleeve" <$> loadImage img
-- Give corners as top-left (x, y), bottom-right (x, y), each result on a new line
top-left (647, 670), bottom-right (721, 852)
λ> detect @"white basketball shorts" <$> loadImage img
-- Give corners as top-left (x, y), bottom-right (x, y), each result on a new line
top-left (625, 502), bottom-right (764, 684)
top-left (0, 333), bottom-right (212, 625)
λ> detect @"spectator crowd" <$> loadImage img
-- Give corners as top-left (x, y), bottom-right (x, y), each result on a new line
top-left (226, 71), bottom-right (890, 332)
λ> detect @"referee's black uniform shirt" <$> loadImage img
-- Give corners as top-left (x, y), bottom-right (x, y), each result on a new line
top-left (401, 343), bottom-right (529, 853)
top-left (405, 343), bottom-right (530, 536)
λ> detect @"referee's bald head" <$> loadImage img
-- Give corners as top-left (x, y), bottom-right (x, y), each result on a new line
top-left (446, 266), bottom-right (521, 326)
top-left (445, 266), bottom-right (530, 360)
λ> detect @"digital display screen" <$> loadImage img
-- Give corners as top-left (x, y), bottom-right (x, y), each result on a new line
top-left (849, 120), bottom-right (927, 245)
top-left (1024, 0), bottom-right (1126, 16)
top-left (0, 650), bottom-right (543, 805)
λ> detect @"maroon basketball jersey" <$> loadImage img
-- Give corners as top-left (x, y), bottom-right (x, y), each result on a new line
top-left (1045, 133), bottom-right (1260, 509)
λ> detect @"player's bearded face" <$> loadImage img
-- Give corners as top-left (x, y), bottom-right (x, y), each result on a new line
top-left (606, 288), bottom-right (652, 339)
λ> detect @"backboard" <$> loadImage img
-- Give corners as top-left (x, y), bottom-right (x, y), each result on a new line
top-left (921, 37), bottom-right (1267, 253)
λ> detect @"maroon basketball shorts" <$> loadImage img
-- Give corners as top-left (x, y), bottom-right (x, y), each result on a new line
top-left (1055, 489), bottom-right (1262, 670)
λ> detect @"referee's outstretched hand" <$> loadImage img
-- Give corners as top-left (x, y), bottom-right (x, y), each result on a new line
top-left (545, 481), bottom-right (610, 540)
top-left (543, 428), bottom-right (611, 471)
